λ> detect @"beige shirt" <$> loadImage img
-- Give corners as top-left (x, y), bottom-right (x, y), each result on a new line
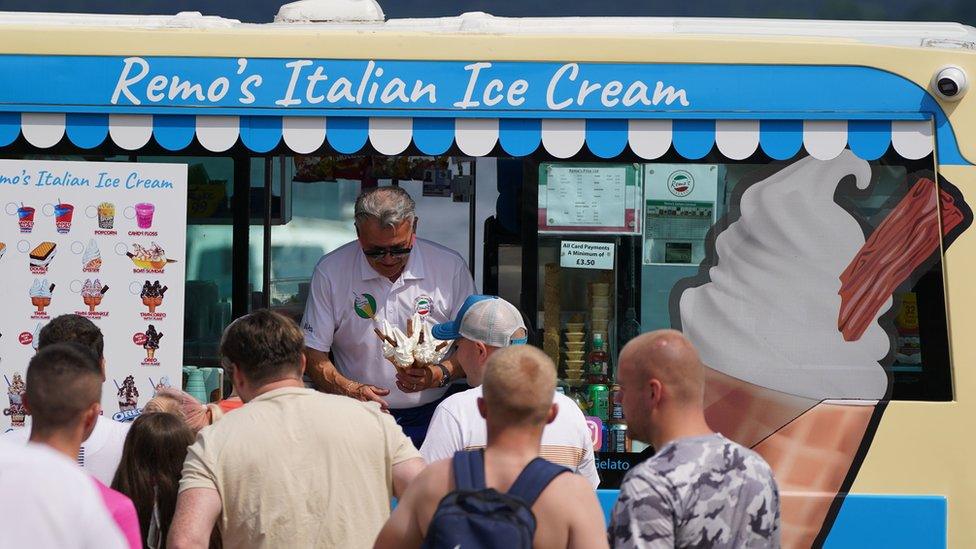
top-left (179, 387), bottom-right (420, 549)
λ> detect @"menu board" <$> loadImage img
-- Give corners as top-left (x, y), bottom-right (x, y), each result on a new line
top-left (642, 164), bottom-right (718, 265)
top-left (1, 159), bottom-right (187, 431)
top-left (538, 163), bottom-right (642, 235)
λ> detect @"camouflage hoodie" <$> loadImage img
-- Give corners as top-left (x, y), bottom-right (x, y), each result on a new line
top-left (609, 433), bottom-right (780, 548)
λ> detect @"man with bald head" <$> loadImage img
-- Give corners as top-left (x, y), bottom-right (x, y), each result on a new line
top-left (375, 345), bottom-right (608, 549)
top-left (608, 330), bottom-right (780, 548)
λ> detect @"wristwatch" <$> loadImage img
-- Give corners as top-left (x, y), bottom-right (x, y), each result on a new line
top-left (434, 363), bottom-right (451, 388)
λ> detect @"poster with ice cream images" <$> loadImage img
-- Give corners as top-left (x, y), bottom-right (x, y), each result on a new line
top-left (0, 159), bottom-right (187, 431)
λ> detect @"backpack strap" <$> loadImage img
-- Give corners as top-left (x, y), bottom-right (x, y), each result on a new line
top-left (506, 458), bottom-right (570, 507)
top-left (452, 449), bottom-right (487, 491)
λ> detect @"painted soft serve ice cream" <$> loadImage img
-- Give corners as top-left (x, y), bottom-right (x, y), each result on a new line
top-left (678, 151), bottom-right (890, 401)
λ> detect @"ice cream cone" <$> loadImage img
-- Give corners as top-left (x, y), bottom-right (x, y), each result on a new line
top-left (147, 348), bottom-right (156, 360)
top-left (31, 296), bottom-right (50, 313)
top-left (752, 401), bottom-right (875, 549)
top-left (703, 366), bottom-right (816, 447)
top-left (702, 367), bottom-right (875, 549)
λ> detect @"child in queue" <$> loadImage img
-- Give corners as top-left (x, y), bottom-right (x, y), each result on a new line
top-left (112, 412), bottom-right (196, 549)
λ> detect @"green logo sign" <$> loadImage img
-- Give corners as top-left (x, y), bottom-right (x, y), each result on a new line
top-left (354, 293), bottom-right (377, 319)
top-left (668, 170), bottom-right (694, 197)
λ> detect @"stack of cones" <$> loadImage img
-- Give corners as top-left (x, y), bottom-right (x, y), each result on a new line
top-left (589, 281), bottom-right (611, 342)
top-left (543, 263), bottom-right (561, 366)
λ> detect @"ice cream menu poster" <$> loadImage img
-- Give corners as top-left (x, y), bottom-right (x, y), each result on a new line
top-left (0, 159), bottom-right (187, 431)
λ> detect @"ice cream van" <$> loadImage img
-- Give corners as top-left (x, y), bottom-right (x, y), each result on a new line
top-left (0, 2), bottom-right (973, 546)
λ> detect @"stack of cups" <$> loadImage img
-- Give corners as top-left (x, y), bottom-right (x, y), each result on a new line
top-left (200, 367), bottom-right (224, 403)
top-left (185, 369), bottom-right (209, 405)
top-left (182, 366), bottom-right (197, 390)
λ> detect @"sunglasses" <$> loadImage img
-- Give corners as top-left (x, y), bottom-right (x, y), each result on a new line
top-left (363, 246), bottom-right (413, 259)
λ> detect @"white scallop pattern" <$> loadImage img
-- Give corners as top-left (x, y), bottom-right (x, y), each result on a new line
top-left (108, 114), bottom-right (153, 150)
top-left (282, 116), bottom-right (326, 154)
top-left (715, 120), bottom-right (760, 160)
top-left (455, 118), bottom-right (498, 157)
top-left (21, 113), bottom-right (65, 149)
top-left (196, 115), bottom-right (240, 152)
top-left (540, 119), bottom-right (586, 159)
top-left (627, 119), bottom-right (672, 159)
top-left (803, 120), bottom-right (848, 160)
top-left (369, 117), bottom-right (413, 156)
top-left (891, 120), bottom-right (934, 160)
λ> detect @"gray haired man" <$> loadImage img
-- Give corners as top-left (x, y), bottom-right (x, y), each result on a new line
top-left (302, 186), bottom-right (475, 448)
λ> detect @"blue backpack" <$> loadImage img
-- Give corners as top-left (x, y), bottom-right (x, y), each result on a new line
top-left (421, 449), bottom-right (569, 549)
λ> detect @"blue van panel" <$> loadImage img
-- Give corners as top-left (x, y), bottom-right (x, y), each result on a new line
top-left (595, 490), bottom-right (946, 547)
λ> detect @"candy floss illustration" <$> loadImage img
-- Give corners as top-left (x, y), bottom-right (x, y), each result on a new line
top-left (4, 372), bottom-right (28, 428)
top-left (114, 375), bottom-right (140, 422)
top-left (673, 151), bottom-right (971, 547)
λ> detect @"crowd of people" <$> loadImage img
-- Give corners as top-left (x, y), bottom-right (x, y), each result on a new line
top-left (0, 187), bottom-right (781, 548)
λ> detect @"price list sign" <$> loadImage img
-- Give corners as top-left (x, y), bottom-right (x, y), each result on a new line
top-left (538, 163), bottom-right (641, 235)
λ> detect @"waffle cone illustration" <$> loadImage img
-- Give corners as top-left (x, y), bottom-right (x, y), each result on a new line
top-left (31, 296), bottom-right (51, 312)
top-left (29, 279), bottom-right (55, 312)
top-left (83, 295), bottom-right (102, 312)
top-left (675, 153), bottom-right (972, 545)
top-left (143, 324), bottom-right (163, 360)
top-left (140, 281), bottom-right (167, 313)
top-left (143, 296), bottom-right (163, 313)
top-left (753, 400), bottom-right (876, 548)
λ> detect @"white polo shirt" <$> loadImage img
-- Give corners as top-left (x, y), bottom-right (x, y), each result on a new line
top-left (420, 386), bottom-right (601, 488)
top-left (302, 238), bottom-right (475, 409)
top-left (3, 415), bottom-right (130, 485)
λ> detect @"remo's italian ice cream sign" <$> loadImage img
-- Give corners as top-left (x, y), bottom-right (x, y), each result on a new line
top-left (0, 159), bottom-right (187, 430)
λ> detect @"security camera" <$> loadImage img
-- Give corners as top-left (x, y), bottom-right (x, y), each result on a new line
top-left (931, 66), bottom-right (968, 101)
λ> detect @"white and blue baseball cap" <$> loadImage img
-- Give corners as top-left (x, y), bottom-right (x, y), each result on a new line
top-left (433, 295), bottom-right (528, 347)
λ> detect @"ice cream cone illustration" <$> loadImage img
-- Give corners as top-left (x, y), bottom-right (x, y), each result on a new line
top-left (140, 281), bottom-right (167, 313)
top-left (144, 324), bottom-right (163, 360)
top-left (81, 279), bottom-right (109, 312)
top-left (5, 372), bottom-right (28, 428)
top-left (29, 278), bottom-right (55, 313)
top-left (674, 152), bottom-right (972, 548)
top-left (82, 239), bottom-right (101, 271)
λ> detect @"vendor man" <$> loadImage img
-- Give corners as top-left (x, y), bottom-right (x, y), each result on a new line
top-left (302, 186), bottom-right (476, 447)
